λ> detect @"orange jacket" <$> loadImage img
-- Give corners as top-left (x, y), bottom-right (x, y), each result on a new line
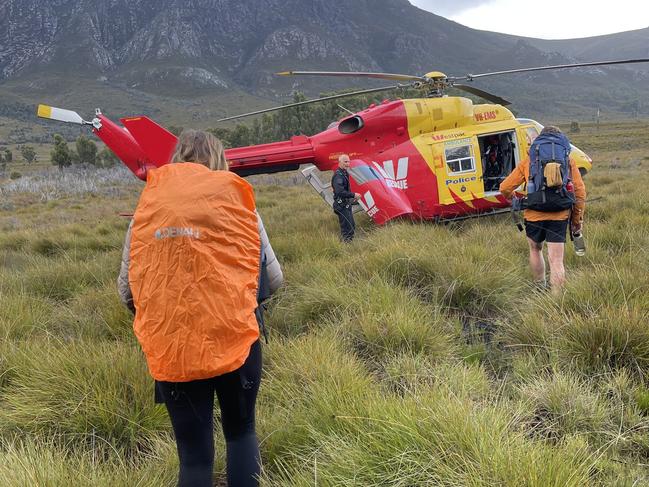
top-left (129, 163), bottom-right (261, 382)
top-left (499, 158), bottom-right (586, 225)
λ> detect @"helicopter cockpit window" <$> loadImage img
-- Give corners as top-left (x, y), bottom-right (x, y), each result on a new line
top-left (525, 127), bottom-right (540, 145)
top-left (348, 165), bottom-right (383, 185)
top-left (445, 144), bottom-right (475, 174)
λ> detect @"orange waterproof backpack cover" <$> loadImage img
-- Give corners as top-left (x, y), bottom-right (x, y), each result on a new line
top-left (129, 163), bottom-right (260, 382)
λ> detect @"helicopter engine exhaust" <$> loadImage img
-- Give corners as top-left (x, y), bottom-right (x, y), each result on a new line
top-left (338, 115), bottom-right (364, 134)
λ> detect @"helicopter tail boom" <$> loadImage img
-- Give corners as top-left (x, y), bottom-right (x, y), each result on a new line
top-left (93, 114), bottom-right (150, 179)
top-left (224, 135), bottom-right (316, 176)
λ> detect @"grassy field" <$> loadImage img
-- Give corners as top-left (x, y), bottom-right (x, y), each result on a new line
top-left (1, 120), bottom-right (648, 485)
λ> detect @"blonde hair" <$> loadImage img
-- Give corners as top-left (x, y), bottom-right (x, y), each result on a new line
top-left (171, 130), bottom-right (228, 171)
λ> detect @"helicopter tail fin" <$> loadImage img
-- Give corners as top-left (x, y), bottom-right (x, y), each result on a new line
top-left (120, 116), bottom-right (178, 168)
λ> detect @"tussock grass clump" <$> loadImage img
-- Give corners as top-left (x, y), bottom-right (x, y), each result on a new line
top-left (52, 286), bottom-right (135, 341)
top-left (260, 332), bottom-right (594, 486)
top-left (382, 354), bottom-right (492, 399)
top-left (0, 437), bottom-right (177, 487)
top-left (270, 260), bottom-right (457, 359)
top-left (333, 279), bottom-right (456, 361)
top-left (0, 289), bottom-right (55, 340)
top-left (558, 306), bottom-right (649, 373)
top-left (258, 331), bottom-right (378, 472)
top-left (268, 258), bottom-right (349, 335)
top-left (0, 250), bottom-right (29, 272)
top-left (519, 372), bottom-right (609, 441)
top-left (0, 231), bottom-right (29, 251)
top-left (0, 340), bottom-right (168, 452)
top-left (270, 228), bottom-right (343, 265)
top-left (502, 268), bottom-right (649, 375)
top-left (558, 264), bottom-right (649, 314)
top-left (348, 223), bottom-right (526, 314)
top-left (266, 387), bottom-right (593, 486)
top-left (30, 223), bottom-right (124, 258)
top-left (15, 251), bottom-right (120, 301)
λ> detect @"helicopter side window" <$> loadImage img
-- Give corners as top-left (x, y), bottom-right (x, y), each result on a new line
top-left (445, 144), bottom-right (475, 174)
top-left (348, 165), bottom-right (383, 185)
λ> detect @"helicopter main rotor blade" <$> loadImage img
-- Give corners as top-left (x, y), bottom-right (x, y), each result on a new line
top-left (277, 70), bottom-right (426, 82)
top-left (454, 58), bottom-right (649, 81)
top-left (217, 84), bottom-right (405, 122)
top-left (453, 84), bottom-right (511, 106)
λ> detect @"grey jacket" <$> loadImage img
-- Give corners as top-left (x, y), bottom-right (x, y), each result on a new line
top-left (117, 211), bottom-right (283, 312)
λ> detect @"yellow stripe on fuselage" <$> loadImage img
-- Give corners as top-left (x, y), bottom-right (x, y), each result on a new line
top-left (403, 97), bottom-right (475, 174)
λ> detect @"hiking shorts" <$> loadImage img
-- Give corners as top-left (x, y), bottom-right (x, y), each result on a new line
top-left (524, 219), bottom-right (569, 244)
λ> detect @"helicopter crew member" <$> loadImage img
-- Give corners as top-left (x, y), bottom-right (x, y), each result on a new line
top-left (483, 135), bottom-right (503, 191)
top-left (332, 154), bottom-right (361, 242)
top-left (499, 126), bottom-right (586, 294)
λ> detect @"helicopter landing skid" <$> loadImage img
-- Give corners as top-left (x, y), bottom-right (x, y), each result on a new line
top-left (435, 207), bottom-right (511, 223)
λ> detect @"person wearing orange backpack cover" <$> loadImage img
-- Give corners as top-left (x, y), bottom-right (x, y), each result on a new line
top-left (117, 130), bottom-right (283, 487)
top-left (500, 126), bottom-right (586, 294)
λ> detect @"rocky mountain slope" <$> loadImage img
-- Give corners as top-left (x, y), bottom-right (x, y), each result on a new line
top-left (0, 0), bottom-right (647, 139)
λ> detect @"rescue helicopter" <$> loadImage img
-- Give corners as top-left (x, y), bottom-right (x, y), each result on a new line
top-left (37, 57), bottom-right (649, 224)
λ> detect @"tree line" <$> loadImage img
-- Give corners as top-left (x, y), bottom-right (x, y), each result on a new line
top-left (204, 89), bottom-right (418, 148)
top-left (0, 145), bottom-right (39, 179)
top-left (50, 135), bottom-right (120, 170)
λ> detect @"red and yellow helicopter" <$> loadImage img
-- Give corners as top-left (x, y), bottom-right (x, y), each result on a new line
top-left (38, 58), bottom-right (649, 224)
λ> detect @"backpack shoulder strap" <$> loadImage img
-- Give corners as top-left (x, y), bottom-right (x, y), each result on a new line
top-left (255, 246), bottom-right (270, 343)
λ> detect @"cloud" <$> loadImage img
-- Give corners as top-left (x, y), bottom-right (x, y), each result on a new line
top-left (409, 0), bottom-right (495, 16)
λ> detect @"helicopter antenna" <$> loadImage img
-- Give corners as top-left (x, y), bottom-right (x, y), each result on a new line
top-left (337, 104), bottom-right (354, 115)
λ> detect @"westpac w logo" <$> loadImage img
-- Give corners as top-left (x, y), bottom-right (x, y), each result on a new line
top-left (358, 190), bottom-right (378, 218)
top-left (371, 157), bottom-right (409, 190)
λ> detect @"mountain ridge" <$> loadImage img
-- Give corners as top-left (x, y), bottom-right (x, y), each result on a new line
top-left (0, 0), bottom-right (647, 138)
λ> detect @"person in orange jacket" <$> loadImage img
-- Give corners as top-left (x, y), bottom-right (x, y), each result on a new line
top-left (117, 130), bottom-right (282, 487)
top-left (499, 126), bottom-right (586, 294)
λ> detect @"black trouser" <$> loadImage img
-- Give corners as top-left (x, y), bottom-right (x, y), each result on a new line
top-left (334, 205), bottom-right (355, 242)
top-left (156, 341), bottom-right (262, 487)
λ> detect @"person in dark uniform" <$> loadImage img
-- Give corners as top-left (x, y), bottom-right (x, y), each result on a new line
top-left (331, 154), bottom-right (361, 242)
top-left (483, 135), bottom-right (503, 191)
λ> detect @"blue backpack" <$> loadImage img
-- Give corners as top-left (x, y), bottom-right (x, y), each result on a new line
top-left (522, 131), bottom-right (575, 212)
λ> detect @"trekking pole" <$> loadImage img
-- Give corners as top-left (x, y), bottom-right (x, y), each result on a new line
top-left (511, 209), bottom-right (524, 232)
top-left (510, 197), bottom-right (525, 232)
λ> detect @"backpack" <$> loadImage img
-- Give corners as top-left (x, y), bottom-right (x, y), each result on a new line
top-left (522, 132), bottom-right (575, 212)
top-left (130, 163), bottom-right (261, 382)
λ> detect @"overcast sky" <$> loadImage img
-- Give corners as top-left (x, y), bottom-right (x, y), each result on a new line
top-left (409, 0), bottom-right (649, 39)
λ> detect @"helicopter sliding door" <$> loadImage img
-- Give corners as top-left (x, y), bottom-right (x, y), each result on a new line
top-left (477, 130), bottom-right (518, 194)
top-left (435, 136), bottom-right (485, 206)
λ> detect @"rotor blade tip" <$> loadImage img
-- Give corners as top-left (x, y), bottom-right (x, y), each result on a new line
top-left (37, 104), bottom-right (52, 119)
top-left (276, 71), bottom-right (292, 76)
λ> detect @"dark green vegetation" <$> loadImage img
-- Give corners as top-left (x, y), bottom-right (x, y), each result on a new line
top-left (1, 120), bottom-right (649, 485)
